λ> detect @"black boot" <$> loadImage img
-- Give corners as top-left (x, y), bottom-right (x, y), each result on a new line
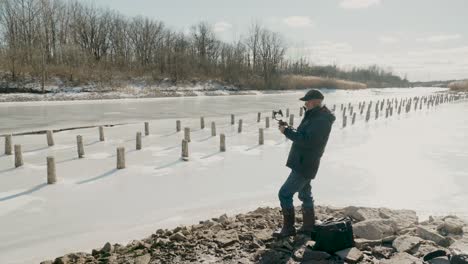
top-left (273, 207), bottom-right (296, 238)
top-left (297, 206), bottom-right (316, 237)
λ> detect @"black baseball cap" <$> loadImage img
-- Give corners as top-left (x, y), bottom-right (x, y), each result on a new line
top-left (299, 89), bottom-right (324, 101)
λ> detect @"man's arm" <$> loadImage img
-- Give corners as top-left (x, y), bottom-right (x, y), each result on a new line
top-left (283, 119), bottom-right (330, 146)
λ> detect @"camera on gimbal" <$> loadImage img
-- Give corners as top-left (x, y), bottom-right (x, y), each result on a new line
top-left (273, 110), bottom-right (289, 127)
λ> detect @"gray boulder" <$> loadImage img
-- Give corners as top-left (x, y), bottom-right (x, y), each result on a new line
top-left (379, 252), bottom-right (424, 264)
top-left (353, 219), bottom-right (397, 240)
top-left (392, 235), bottom-right (423, 252)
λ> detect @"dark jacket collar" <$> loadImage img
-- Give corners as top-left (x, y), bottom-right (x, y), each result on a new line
top-left (305, 105), bottom-right (322, 117)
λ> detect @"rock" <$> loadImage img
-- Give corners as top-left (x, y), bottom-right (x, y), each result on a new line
top-left (218, 213), bottom-right (229, 223)
top-left (53, 256), bottom-right (69, 264)
top-left (341, 207), bottom-right (418, 231)
top-left (134, 254), bottom-right (151, 264)
top-left (101, 242), bottom-right (113, 253)
top-left (392, 235), bottom-right (422, 252)
top-left (353, 219), bottom-right (397, 240)
top-left (40, 261), bottom-right (53, 264)
top-left (379, 252), bottom-right (424, 264)
top-left (379, 208), bottom-right (419, 231)
top-left (215, 230), bottom-right (239, 247)
top-left (257, 249), bottom-right (285, 264)
top-left (416, 226), bottom-right (453, 247)
top-left (372, 245), bottom-right (395, 259)
top-left (254, 229), bottom-right (273, 242)
top-left (449, 235), bottom-right (468, 254)
top-left (354, 238), bottom-right (382, 250)
top-left (437, 217), bottom-right (465, 235)
top-left (410, 243), bottom-right (441, 258)
top-left (169, 232), bottom-right (187, 242)
top-left (210, 223), bottom-right (224, 233)
top-left (302, 248), bottom-right (331, 261)
top-left (335, 247), bottom-right (364, 263)
top-left (383, 235), bottom-right (398, 243)
top-left (343, 206), bottom-right (381, 221)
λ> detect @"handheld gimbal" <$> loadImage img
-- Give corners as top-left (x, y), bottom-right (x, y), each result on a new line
top-left (273, 110), bottom-right (289, 127)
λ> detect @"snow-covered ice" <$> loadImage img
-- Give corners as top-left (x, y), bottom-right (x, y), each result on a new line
top-left (0, 87), bottom-right (467, 264)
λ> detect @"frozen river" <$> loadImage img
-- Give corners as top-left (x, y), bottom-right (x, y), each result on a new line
top-left (1, 87), bottom-right (467, 263)
top-left (0, 87), bottom-right (448, 134)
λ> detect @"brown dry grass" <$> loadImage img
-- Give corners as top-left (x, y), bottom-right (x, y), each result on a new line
top-left (280, 75), bottom-right (367, 90)
top-left (448, 80), bottom-right (468, 91)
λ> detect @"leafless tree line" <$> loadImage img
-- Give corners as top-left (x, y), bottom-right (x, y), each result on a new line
top-left (0, 0), bottom-right (290, 89)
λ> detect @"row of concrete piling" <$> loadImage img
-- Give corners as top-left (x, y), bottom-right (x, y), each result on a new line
top-left (338, 93), bottom-right (466, 128)
top-left (2, 92), bottom-right (467, 184)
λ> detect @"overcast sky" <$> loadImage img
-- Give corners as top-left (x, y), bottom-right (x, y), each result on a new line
top-left (91, 0), bottom-right (468, 81)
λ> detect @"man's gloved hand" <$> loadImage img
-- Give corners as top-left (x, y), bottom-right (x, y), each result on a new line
top-left (279, 125), bottom-right (287, 134)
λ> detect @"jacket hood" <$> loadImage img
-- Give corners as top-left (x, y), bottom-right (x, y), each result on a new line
top-left (320, 105), bottom-right (336, 123)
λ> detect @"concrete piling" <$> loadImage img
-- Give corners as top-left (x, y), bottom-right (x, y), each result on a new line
top-left (14, 144), bottom-right (23, 168)
top-left (181, 139), bottom-right (189, 161)
top-left (47, 130), bottom-right (55, 146)
top-left (4, 134), bottom-right (12, 155)
top-left (117, 147), bottom-right (125, 169)
top-left (77, 135), bottom-right (84, 158)
top-left (47, 156), bottom-right (57, 184)
top-left (184, 127), bottom-right (191, 142)
top-left (220, 134), bottom-right (226, 152)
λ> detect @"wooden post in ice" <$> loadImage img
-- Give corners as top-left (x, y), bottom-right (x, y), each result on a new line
top-left (144, 122), bottom-right (149, 136)
top-left (77, 135), bottom-right (84, 158)
top-left (136, 132), bottom-right (142, 150)
top-left (14, 144), bottom-right (23, 168)
top-left (286, 108), bottom-right (290, 117)
top-left (238, 119), bottom-right (243, 133)
top-left (47, 156), bottom-right (57, 184)
top-left (200, 117), bottom-right (205, 129)
top-left (299, 107), bottom-right (304, 117)
top-left (375, 108), bottom-right (379, 120)
top-left (98, 126), bottom-right (105, 142)
top-left (257, 112), bottom-right (261, 123)
top-left (4, 134), bottom-right (12, 155)
top-left (184, 127), bottom-right (191, 142)
top-left (47, 130), bottom-right (55, 146)
top-left (365, 109), bottom-right (370, 122)
top-left (289, 114), bottom-right (294, 127)
top-left (176, 120), bottom-right (181, 132)
top-left (259, 128), bottom-right (264, 145)
top-left (220, 134), bottom-right (226, 152)
top-left (352, 113), bottom-right (356, 125)
top-left (342, 116), bottom-right (347, 128)
top-left (211, 122), bottom-right (216, 136)
top-left (265, 117), bottom-right (270, 128)
top-left (231, 114), bottom-right (235, 125)
top-left (116, 147), bottom-right (125, 169)
top-left (181, 139), bottom-right (189, 161)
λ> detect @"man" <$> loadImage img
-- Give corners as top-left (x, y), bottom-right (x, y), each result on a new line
top-left (273, 89), bottom-right (336, 238)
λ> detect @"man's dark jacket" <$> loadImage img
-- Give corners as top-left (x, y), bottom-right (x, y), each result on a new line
top-left (283, 105), bottom-right (336, 179)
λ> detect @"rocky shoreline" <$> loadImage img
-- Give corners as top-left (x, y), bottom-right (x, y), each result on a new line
top-left (40, 206), bottom-right (467, 264)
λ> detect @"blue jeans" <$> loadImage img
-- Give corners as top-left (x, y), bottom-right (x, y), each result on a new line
top-left (278, 170), bottom-right (314, 209)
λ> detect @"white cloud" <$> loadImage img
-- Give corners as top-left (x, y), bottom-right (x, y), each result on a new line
top-left (213, 22), bottom-right (232, 33)
top-left (339, 0), bottom-right (381, 9)
top-left (379, 35), bottom-right (399, 44)
top-left (416, 34), bottom-right (462, 43)
top-left (283, 16), bottom-right (314, 28)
